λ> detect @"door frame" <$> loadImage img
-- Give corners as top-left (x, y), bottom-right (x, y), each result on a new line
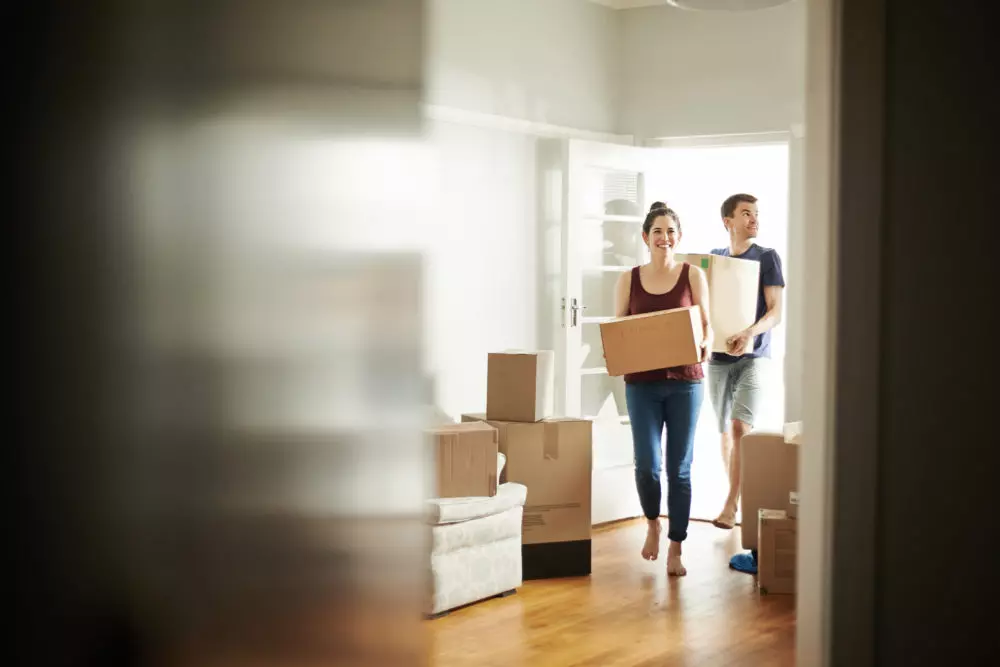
top-left (799, 0), bottom-right (885, 664)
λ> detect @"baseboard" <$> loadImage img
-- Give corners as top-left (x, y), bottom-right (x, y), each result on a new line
top-left (523, 539), bottom-right (591, 580)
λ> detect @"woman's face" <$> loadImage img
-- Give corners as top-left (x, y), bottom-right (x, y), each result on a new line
top-left (644, 215), bottom-right (681, 255)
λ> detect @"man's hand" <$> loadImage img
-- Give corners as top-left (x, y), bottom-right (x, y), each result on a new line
top-left (726, 329), bottom-right (752, 355)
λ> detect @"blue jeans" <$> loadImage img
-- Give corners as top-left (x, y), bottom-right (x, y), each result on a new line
top-left (625, 379), bottom-right (704, 543)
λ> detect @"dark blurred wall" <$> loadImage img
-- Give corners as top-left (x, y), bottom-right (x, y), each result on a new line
top-left (12, 2), bottom-right (426, 666)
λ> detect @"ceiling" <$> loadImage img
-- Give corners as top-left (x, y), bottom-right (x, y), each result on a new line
top-left (587, 0), bottom-right (794, 10)
top-left (587, 0), bottom-right (669, 8)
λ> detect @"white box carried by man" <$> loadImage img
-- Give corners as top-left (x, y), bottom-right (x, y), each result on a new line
top-left (677, 253), bottom-right (759, 355)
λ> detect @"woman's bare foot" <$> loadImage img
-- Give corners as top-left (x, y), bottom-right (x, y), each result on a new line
top-left (712, 502), bottom-right (737, 530)
top-left (641, 519), bottom-right (661, 560)
top-left (667, 541), bottom-right (687, 576)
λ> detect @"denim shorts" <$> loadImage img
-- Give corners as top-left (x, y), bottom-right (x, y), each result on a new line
top-left (707, 357), bottom-right (769, 432)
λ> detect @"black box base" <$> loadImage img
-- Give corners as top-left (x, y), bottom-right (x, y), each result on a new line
top-left (522, 539), bottom-right (592, 580)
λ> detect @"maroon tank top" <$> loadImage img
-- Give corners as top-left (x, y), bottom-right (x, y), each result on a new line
top-left (624, 263), bottom-right (704, 384)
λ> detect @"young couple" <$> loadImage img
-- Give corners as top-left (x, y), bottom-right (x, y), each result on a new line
top-left (613, 194), bottom-right (785, 576)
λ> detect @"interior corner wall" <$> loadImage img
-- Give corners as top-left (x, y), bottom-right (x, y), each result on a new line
top-left (618, 1), bottom-right (806, 141)
top-left (427, 0), bottom-right (621, 134)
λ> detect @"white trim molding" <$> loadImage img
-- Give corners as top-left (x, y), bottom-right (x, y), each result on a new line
top-left (645, 129), bottom-right (793, 148)
top-left (423, 104), bottom-right (634, 145)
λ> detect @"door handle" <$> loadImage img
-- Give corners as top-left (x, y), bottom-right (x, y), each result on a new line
top-left (570, 298), bottom-right (587, 327)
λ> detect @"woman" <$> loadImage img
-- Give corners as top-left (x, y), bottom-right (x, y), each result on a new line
top-left (613, 202), bottom-right (713, 576)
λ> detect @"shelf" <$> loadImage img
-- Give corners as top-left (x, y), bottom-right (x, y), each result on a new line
top-left (578, 367), bottom-right (608, 376)
top-left (581, 316), bottom-right (614, 325)
top-left (582, 214), bottom-right (644, 224)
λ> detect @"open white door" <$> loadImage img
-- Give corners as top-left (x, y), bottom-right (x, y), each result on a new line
top-left (542, 138), bottom-right (658, 524)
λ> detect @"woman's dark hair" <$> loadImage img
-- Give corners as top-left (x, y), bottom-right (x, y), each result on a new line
top-left (643, 201), bottom-right (681, 236)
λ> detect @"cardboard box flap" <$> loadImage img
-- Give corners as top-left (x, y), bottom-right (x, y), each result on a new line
top-left (604, 305), bottom-right (697, 323)
top-left (430, 421), bottom-right (498, 442)
top-left (760, 508), bottom-right (789, 522)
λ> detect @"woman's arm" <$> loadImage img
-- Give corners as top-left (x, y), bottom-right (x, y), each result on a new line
top-left (688, 265), bottom-right (714, 362)
top-left (614, 270), bottom-right (631, 318)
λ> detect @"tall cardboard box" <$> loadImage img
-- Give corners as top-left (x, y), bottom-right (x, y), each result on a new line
top-left (677, 253), bottom-right (760, 355)
top-left (486, 351), bottom-right (554, 422)
top-left (461, 413), bottom-right (593, 579)
top-left (427, 422), bottom-right (498, 499)
top-left (757, 509), bottom-right (797, 595)
top-left (599, 306), bottom-right (704, 377)
top-left (740, 427), bottom-right (801, 551)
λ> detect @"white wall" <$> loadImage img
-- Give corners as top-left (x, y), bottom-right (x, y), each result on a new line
top-left (428, 0), bottom-right (620, 132)
top-left (423, 119), bottom-right (540, 417)
top-left (618, 1), bottom-right (806, 139)
top-left (422, 0), bottom-right (624, 418)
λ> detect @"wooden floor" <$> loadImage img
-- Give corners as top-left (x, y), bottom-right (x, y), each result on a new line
top-left (429, 519), bottom-right (795, 667)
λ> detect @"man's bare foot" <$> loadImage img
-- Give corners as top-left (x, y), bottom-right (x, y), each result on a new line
top-left (641, 520), bottom-right (661, 560)
top-left (712, 503), bottom-right (737, 530)
top-left (667, 541), bottom-right (687, 576)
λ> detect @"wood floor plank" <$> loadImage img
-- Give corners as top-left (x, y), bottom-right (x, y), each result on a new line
top-left (429, 519), bottom-right (795, 667)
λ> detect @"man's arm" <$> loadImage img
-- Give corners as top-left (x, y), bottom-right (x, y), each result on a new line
top-left (748, 285), bottom-right (783, 336)
top-left (727, 286), bottom-right (783, 353)
top-left (726, 250), bottom-right (785, 354)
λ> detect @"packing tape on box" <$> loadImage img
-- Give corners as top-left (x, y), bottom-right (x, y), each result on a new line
top-left (543, 422), bottom-right (560, 460)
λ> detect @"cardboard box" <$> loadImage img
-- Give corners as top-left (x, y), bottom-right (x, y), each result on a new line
top-left (427, 422), bottom-right (498, 499)
top-left (678, 253), bottom-right (760, 355)
top-left (599, 306), bottom-right (704, 377)
top-left (486, 351), bottom-right (554, 422)
top-left (757, 509), bottom-right (797, 595)
top-left (740, 428), bottom-right (801, 551)
top-left (460, 412), bottom-right (593, 579)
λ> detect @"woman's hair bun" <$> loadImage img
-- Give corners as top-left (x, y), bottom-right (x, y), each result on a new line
top-left (649, 201), bottom-right (668, 213)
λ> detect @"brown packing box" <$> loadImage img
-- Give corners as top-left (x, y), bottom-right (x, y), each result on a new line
top-left (486, 351), bottom-right (555, 422)
top-left (758, 509), bottom-right (797, 595)
top-left (677, 253), bottom-right (760, 355)
top-left (599, 306), bottom-right (704, 377)
top-left (461, 413), bottom-right (593, 579)
top-left (460, 413), bottom-right (592, 543)
top-left (427, 422), bottom-right (498, 499)
top-left (740, 426), bottom-right (801, 551)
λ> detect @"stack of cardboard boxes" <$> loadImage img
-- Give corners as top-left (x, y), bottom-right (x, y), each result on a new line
top-left (462, 350), bottom-right (594, 579)
top-left (746, 421), bottom-right (804, 595)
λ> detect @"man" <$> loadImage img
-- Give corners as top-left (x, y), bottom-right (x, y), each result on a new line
top-left (708, 194), bottom-right (785, 531)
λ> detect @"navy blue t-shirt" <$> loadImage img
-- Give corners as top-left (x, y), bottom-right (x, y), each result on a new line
top-left (710, 244), bottom-right (785, 362)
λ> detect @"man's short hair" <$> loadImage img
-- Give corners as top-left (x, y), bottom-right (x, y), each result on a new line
top-left (721, 194), bottom-right (758, 219)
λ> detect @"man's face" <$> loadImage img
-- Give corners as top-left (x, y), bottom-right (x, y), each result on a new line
top-left (725, 202), bottom-right (758, 240)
